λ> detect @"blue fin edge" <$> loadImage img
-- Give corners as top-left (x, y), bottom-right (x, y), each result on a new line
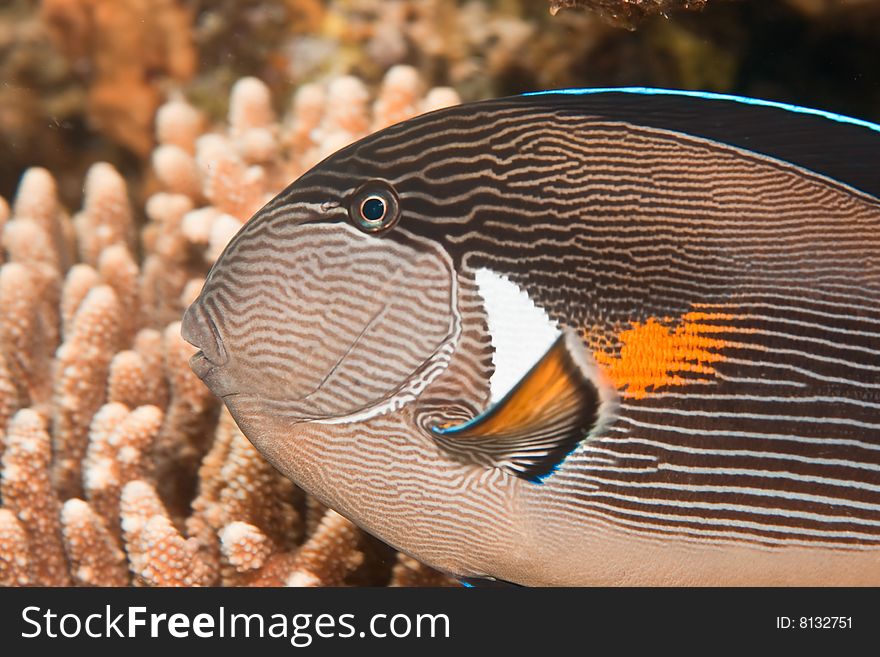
top-left (523, 87), bottom-right (880, 135)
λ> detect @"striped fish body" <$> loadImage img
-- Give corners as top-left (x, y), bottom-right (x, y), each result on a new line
top-left (183, 89), bottom-right (880, 585)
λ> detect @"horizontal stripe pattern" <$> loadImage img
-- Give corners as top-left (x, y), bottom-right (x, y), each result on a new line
top-left (318, 97), bottom-right (880, 550)
top-left (197, 92), bottom-right (880, 575)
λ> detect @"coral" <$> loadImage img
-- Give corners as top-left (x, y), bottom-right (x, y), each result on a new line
top-left (390, 554), bottom-right (457, 587)
top-left (82, 403), bottom-right (163, 540)
top-left (40, 0), bottom-right (197, 157)
top-left (51, 285), bottom-right (121, 498)
top-left (286, 510), bottom-right (364, 587)
top-left (61, 498), bottom-right (129, 586)
top-left (121, 480), bottom-right (214, 586)
top-left (0, 508), bottom-right (30, 586)
top-left (0, 263), bottom-right (53, 410)
top-left (548, 0), bottom-right (708, 27)
top-left (1, 410), bottom-right (69, 585)
top-left (220, 521), bottom-right (272, 573)
top-left (0, 71), bottom-right (461, 588)
top-left (107, 351), bottom-right (151, 409)
top-left (74, 162), bottom-right (134, 267)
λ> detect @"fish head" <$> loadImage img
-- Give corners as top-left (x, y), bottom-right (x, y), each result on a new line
top-left (181, 164), bottom-right (464, 439)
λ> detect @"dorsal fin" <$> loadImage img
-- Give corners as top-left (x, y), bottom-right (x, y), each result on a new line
top-left (432, 329), bottom-right (616, 483)
top-left (522, 88), bottom-right (880, 199)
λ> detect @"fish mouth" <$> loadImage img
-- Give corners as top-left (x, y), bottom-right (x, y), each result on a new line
top-left (181, 302), bottom-right (228, 380)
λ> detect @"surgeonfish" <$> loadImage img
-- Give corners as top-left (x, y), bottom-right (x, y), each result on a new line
top-left (182, 88), bottom-right (880, 586)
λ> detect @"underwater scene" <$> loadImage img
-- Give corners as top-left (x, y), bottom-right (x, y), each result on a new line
top-left (1, 0), bottom-right (879, 587)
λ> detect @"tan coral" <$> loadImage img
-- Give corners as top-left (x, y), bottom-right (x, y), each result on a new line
top-left (2, 218), bottom-right (63, 372)
top-left (191, 413), bottom-right (300, 559)
top-left (0, 508), bottom-right (30, 586)
top-left (83, 403), bottom-right (163, 540)
top-left (140, 193), bottom-right (196, 327)
top-left (286, 510), bottom-right (364, 587)
top-left (121, 479), bottom-right (214, 586)
top-left (152, 322), bottom-right (219, 516)
top-left (180, 278), bottom-right (204, 310)
top-left (313, 76), bottom-right (371, 162)
top-left (220, 521), bottom-right (272, 573)
top-left (229, 77), bottom-right (279, 166)
top-left (305, 495), bottom-right (329, 537)
top-left (82, 402), bottom-right (130, 530)
top-left (10, 167), bottom-right (72, 270)
top-left (195, 135), bottom-right (265, 221)
top-left (74, 162), bottom-right (133, 266)
top-left (283, 83), bottom-right (326, 175)
top-left (60, 264), bottom-right (100, 339)
top-left (152, 144), bottom-right (202, 200)
top-left (0, 354), bottom-right (17, 456)
top-left (421, 87), bottom-right (463, 114)
top-left (3, 215), bottom-right (62, 277)
top-left (373, 64), bottom-right (424, 130)
top-left (107, 351), bottom-right (150, 409)
top-left (207, 213), bottom-right (245, 263)
top-left (390, 554), bottom-right (457, 587)
top-left (51, 285), bottom-right (121, 498)
top-left (216, 428), bottom-right (301, 550)
top-left (156, 98), bottom-right (204, 153)
top-left (133, 328), bottom-right (170, 409)
top-left (61, 498), bottom-right (129, 586)
top-left (0, 263), bottom-right (52, 409)
top-left (0, 196), bottom-right (9, 256)
top-left (1, 409), bottom-right (69, 585)
top-left (97, 244), bottom-right (141, 345)
top-left (229, 77), bottom-right (276, 135)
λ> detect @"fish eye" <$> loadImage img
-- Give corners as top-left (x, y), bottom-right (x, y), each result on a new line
top-left (349, 180), bottom-right (400, 233)
top-left (361, 196), bottom-right (386, 223)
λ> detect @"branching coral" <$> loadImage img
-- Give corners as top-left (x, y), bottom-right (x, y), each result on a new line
top-left (1, 410), bottom-right (69, 585)
top-left (61, 498), bottom-right (129, 586)
top-left (0, 69), bottom-right (457, 588)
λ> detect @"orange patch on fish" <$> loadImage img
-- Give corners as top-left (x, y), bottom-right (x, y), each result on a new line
top-left (593, 311), bottom-right (746, 399)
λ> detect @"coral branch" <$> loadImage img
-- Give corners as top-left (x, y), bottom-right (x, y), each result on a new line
top-left (120, 480), bottom-right (214, 586)
top-left (152, 322), bottom-right (219, 515)
top-left (220, 521), bottom-right (272, 573)
top-left (1, 409), bottom-right (69, 585)
top-left (52, 285), bottom-right (121, 498)
top-left (0, 263), bottom-right (52, 409)
top-left (60, 264), bottom-right (101, 339)
top-left (0, 508), bottom-right (30, 586)
top-left (134, 328), bottom-right (171, 410)
top-left (287, 510), bottom-right (364, 587)
top-left (97, 244), bottom-right (141, 346)
top-left (83, 403), bottom-right (163, 539)
top-left (61, 498), bottom-right (129, 586)
top-left (74, 163), bottom-right (133, 267)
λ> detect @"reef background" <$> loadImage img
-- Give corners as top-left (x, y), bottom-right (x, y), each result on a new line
top-left (1, 0), bottom-right (879, 587)
top-left (2, 0), bottom-right (879, 209)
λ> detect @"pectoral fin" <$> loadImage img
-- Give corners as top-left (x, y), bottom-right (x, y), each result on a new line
top-left (432, 329), bottom-right (616, 482)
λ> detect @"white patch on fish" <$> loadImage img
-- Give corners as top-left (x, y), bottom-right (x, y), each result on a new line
top-left (474, 267), bottom-right (560, 403)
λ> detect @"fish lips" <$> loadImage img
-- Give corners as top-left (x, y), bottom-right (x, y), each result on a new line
top-left (181, 302), bottom-right (229, 384)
